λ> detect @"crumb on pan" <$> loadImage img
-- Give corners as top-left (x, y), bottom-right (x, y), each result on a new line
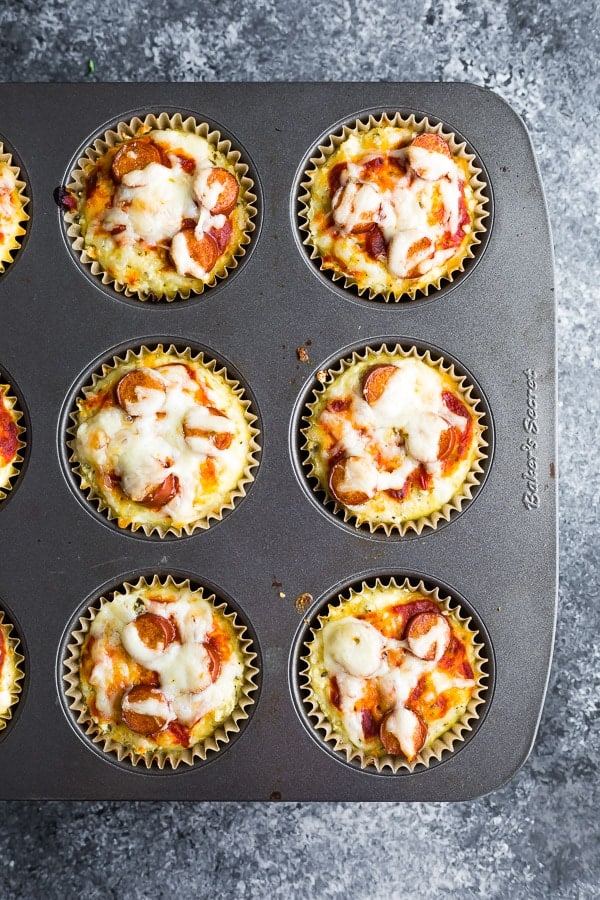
top-left (295, 592), bottom-right (313, 613)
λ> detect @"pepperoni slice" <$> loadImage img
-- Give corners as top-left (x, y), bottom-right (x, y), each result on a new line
top-left (380, 708), bottom-right (427, 760)
top-left (360, 156), bottom-right (384, 177)
top-left (350, 219), bottom-right (377, 236)
top-left (362, 365), bottom-right (397, 404)
top-left (327, 398), bottom-right (351, 414)
top-left (207, 408), bottom-right (233, 450)
top-left (416, 464), bottom-right (432, 492)
top-left (131, 612), bottom-right (176, 651)
top-left (442, 390), bottom-right (470, 420)
top-left (408, 235), bottom-right (434, 260)
top-left (183, 406), bottom-right (233, 450)
top-left (173, 154), bottom-right (195, 174)
top-left (365, 224), bottom-right (386, 260)
top-left (329, 457), bottom-right (372, 507)
top-left (411, 133), bottom-right (452, 158)
top-left (212, 432), bottom-right (233, 450)
top-left (438, 426), bottom-right (458, 460)
top-left (208, 218), bottom-right (233, 254)
top-left (406, 612), bottom-right (451, 661)
top-left (139, 473), bottom-right (179, 510)
top-left (167, 721), bottom-right (191, 748)
top-left (203, 640), bottom-right (221, 682)
top-left (196, 167), bottom-right (239, 215)
top-left (178, 228), bottom-right (219, 274)
top-left (111, 138), bottom-right (163, 182)
top-left (330, 675), bottom-right (341, 709)
top-left (361, 708), bottom-right (379, 741)
top-left (116, 368), bottom-right (166, 414)
top-left (328, 162), bottom-right (347, 196)
top-left (121, 685), bottom-right (169, 735)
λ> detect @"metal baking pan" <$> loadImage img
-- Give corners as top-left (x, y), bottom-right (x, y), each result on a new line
top-left (0, 83), bottom-right (556, 800)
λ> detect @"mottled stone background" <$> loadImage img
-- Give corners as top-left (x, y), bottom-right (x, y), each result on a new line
top-left (0, 0), bottom-right (598, 897)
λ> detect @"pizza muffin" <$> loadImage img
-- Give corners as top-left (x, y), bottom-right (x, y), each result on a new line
top-left (0, 382), bottom-right (26, 503)
top-left (300, 114), bottom-right (488, 301)
top-left (302, 345), bottom-right (487, 535)
top-left (64, 113), bottom-right (256, 301)
top-left (302, 578), bottom-right (487, 772)
top-left (0, 609), bottom-right (24, 732)
top-left (63, 576), bottom-right (258, 767)
top-left (0, 149), bottom-right (29, 274)
top-left (69, 345), bottom-right (259, 537)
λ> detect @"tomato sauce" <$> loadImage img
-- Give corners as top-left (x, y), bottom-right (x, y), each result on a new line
top-left (167, 720), bottom-right (191, 748)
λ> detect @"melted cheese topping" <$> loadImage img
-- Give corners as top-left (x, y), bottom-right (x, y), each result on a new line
top-left (79, 129), bottom-right (248, 297)
top-left (306, 125), bottom-right (478, 297)
top-left (407, 615), bottom-right (450, 661)
top-left (307, 584), bottom-right (480, 761)
top-left (0, 162), bottom-right (27, 267)
top-left (74, 350), bottom-right (254, 532)
top-left (112, 162), bottom-right (198, 245)
top-left (79, 583), bottom-right (245, 754)
top-left (305, 352), bottom-right (483, 528)
top-left (323, 618), bottom-right (384, 677)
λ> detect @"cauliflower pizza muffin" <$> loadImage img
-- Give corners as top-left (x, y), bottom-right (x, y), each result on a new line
top-left (69, 345), bottom-right (259, 537)
top-left (64, 113), bottom-right (256, 301)
top-left (300, 114), bottom-right (488, 301)
top-left (0, 609), bottom-right (24, 732)
top-left (302, 578), bottom-right (487, 772)
top-left (0, 381), bottom-right (26, 503)
top-left (302, 345), bottom-right (487, 535)
top-left (63, 576), bottom-right (258, 767)
top-left (0, 149), bottom-right (29, 274)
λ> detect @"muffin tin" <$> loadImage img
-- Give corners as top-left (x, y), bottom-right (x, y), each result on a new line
top-left (0, 83), bottom-right (556, 801)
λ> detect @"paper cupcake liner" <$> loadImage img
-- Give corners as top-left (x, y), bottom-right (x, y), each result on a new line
top-left (66, 343), bottom-right (260, 538)
top-left (0, 382), bottom-right (27, 503)
top-left (301, 343), bottom-right (488, 536)
top-left (64, 112), bottom-right (257, 302)
top-left (298, 112), bottom-right (489, 302)
top-left (300, 576), bottom-right (488, 773)
top-left (62, 575), bottom-right (259, 769)
top-left (0, 145), bottom-right (30, 274)
top-left (0, 609), bottom-right (25, 732)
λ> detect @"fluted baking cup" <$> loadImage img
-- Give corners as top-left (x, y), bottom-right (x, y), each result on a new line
top-left (0, 147), bottom-right (29, 274)
top-left (67, 343), bottom-right (260, 537)
top-left (63, 575), bottom-right (259, 769)
top-left (302, 343), bottom-right (488, 536)
top-left (64, 113), bottom-right (257, 302)
top-left (0, 609), bottom-right (25, 732)
top-left (300, 577), bottom-right (488, 773)
top-left (0, 382), bottom-right (27, 503)
top-left (298, 113), bottom-right (488, 302)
